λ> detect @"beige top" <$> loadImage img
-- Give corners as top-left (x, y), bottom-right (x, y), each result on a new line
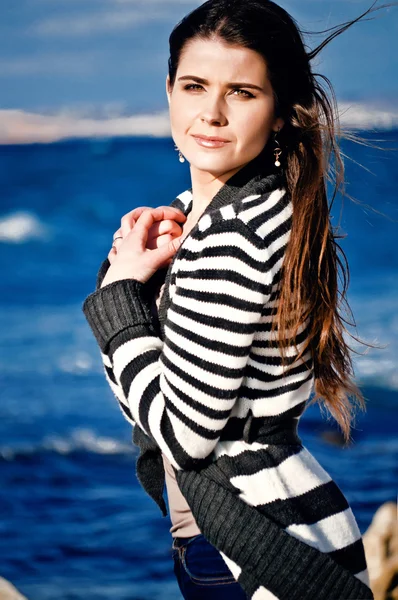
top-left (155, 282), bottom-right (201, 539)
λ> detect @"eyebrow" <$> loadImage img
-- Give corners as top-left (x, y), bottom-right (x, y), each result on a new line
top-left (177, 75), bottom-right (264, 92)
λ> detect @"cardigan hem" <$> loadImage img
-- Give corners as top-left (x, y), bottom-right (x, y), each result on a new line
top-left (175, 467), bottom-right (374, 600)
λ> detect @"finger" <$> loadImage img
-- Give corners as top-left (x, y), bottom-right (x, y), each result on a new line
top-left (146, 233), bottom-right (174, 250)
top-left (112, 228), bottom-right (123, 244)
top-left (111, 228), bottom-right (124, 251)
top-left (154, 235), bottom-right (184, 265)
top-left (161, 219), bottom-right (184, 235)
top-left (147, 227), bottom-right (181, 248)
top-left (137, 207), bottom-right (186, 231)
top-left (121, 207), bottom-right (184, 239)
top-left (164, 206), bottom-right (187, 222)
top-left (132, 208), bottom-right (174, 247)
top-left (113, 227), bottom-right (123, 241)
top-left (145, 234), bottom-right (183, 271)
top-left (121, 205), bottom-right (185, 233)
top-left (120, 206), bottom-right (151, 235)
top-left (111, 237), bottom-right (123, 252)
top-left (126, 209), bottom-right (183, 268)
top-left (121, 216), bottom-right (136, 239)
top-left (107, 246), bottom-right (117, 263)
top-left (124, 208), bottom-right (185, 257)
top-left (147, 219), bottom-right (183, 241)
top-left (153, 205), bottom-right (187, 222)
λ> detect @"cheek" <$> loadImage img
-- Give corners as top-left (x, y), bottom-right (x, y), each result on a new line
top-left (169, 103), bottom-right (192, 143)
top-left (169, 103), bottom-right (180, 130)
top-left (235, 105), bottom-right (273, 148)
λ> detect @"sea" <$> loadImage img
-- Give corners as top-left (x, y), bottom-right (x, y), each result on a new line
top-left (0, 133), bottom-right (397, 600)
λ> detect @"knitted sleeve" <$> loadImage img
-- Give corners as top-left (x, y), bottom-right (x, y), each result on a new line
top-left (82, 216), bottom-right (274, 470)
top-left (91, 256), bottom-right (138, 426)
top-left (91, 257), bottom-right (165, 428)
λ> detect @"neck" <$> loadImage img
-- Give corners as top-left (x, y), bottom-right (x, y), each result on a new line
top-left (188, 162), bottom-right (249, 219)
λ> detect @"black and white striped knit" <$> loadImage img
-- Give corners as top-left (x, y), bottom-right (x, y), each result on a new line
top-left (82, 156), bottom-right (373, 599)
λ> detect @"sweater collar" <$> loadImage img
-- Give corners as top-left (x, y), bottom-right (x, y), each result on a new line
top-left (173, 149), bottom-right (286, 219)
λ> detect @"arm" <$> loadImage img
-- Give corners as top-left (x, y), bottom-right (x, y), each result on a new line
top-left (93, 256), bottom-right (138, 427)
top-left (82, 217), bottom-right (274, 470)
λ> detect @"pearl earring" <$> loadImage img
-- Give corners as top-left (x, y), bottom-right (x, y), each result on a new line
top-left (174, 144), bottom-right (185, 163)
top-left (273, 128), bottom-right (282, 167)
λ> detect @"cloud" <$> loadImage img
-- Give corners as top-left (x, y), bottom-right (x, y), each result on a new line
top-left (0, 101), bottom-right (396, 145)
top-left (338, 102), bottom-right (398, 130)
top-left (0, 108), bottom-right (171, 144)
top-left (0, 53), bottom-right (98, 76)
top-left (35, 0), bottom-right (198, 4)
top-left (112, 0), bottom-right (199, 3)
top-left (31, 7), bottom-right (180, 36)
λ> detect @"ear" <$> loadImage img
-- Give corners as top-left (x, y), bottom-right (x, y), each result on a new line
top-left (166, 75), bottom-right (172, 105)
top-left (273, 117), bottom-right (285, 132)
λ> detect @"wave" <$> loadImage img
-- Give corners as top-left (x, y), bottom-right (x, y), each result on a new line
top-left (355, 356), bottom-right (398, 391)
top-left (350, 290), bottom-right (398, 391)
top-left (0, 210), bottom-right (49, 243)
top-left (0, 428), bottom-right (135, 461)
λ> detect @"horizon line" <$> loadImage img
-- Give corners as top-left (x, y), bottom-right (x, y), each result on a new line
top-left (0, 101), bottom-right (397, 145)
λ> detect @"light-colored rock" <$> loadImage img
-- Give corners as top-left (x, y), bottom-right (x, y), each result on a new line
top-left (363, 501), bottom-right (398, 600)
top-left (0, 578), bottom-right (28, 600)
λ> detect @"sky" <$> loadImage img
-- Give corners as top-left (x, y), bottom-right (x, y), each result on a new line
top-left (0, 0), bottom-right (397, 142)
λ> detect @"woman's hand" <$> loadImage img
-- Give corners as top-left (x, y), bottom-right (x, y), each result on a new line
top-left (108, 205), bottom-right (186, 264)
top-left (101, 206), bottom-right (186, 288)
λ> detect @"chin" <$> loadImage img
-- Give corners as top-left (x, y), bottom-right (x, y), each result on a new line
top-left (189, 154), bottom-right (241, 175)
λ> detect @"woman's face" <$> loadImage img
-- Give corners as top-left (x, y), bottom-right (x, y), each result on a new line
top-left (166, 36), bottom-right (284, 177)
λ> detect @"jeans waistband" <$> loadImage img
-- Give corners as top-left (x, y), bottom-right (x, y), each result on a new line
top-left (172, 533), bottom-right (203, 550)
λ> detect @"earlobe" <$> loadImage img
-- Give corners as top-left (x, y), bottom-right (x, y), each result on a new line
top-left (165, 75), bottom-right (171, 105)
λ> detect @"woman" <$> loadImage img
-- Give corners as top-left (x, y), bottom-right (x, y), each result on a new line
top-left (82, 1), bottom-right (388, 598)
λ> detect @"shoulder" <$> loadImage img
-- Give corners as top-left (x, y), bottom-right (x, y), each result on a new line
top-left (186, 184), bottom-right (292, 249)
top-left (233, 181), bottom-right (292, 245)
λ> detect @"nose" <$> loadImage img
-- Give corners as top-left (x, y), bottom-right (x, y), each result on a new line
top-left (199, 93), bottom-right (227, 126)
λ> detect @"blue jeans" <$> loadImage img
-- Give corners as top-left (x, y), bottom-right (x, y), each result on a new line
top-left (171, 533), bottom-right (248, 599)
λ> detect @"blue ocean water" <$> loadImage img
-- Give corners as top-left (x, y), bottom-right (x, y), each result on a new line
top-left (0, 134), bottom-right (397, 600)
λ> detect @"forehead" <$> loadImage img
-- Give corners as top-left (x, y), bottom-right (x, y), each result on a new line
top-left (178, 37), bottom-right (269, 83)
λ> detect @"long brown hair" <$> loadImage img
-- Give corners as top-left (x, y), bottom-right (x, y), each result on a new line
top-left (168, 0), bottom-right (396, 444)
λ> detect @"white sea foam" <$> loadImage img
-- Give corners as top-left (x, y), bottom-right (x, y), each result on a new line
top-left (58, 351), bottom-right (95, 374)
top-left (0, 305), bottom-right (104, 376)
top-left (0, 211), bottom-right (48, 243)
top-left (349, 291), bottom-right (398, 391)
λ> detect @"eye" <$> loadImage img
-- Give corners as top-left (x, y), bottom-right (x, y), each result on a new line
top-left (231, 88), bottom-right (255, 98)
top-left (183, 84), bottom-right (255, 98)
top-left (184, 84), bottom-right (204, 91)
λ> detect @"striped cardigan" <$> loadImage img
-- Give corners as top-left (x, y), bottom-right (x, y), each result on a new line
top-left (82, 157), bottom-right (373, 599)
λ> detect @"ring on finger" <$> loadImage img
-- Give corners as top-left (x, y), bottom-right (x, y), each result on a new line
top-left (112, 235), bottom-right (123, 250)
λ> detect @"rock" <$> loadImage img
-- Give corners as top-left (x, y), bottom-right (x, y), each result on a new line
top-left (0, 578), bottom-right (28, 600)
top-left (363, 501), bottom-right (398, 600)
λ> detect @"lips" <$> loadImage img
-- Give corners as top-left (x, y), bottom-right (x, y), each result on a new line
top-left (191, 134), bottom-right (231, 149)
top-left (191, 134), bottom-right (230, 142)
